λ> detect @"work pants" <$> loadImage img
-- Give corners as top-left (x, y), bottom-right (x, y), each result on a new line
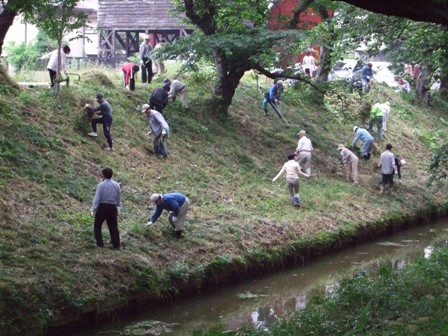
top-left (346, 158), bottom-right (359, 183)
top-left (141, 57), bottom-right (153, 83)
top-left (297, 152), bottom-right (312, 175)
top-left (168, 198), bottom-right (190, 231)
top-left (91, 117), bottom-right (113, 148)
top-left (286, 177), bottom-right (300, 204)
top-left (94, 204), bottom-right (120, 248)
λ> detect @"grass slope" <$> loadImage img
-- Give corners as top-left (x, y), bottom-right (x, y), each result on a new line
top-left (0, 66), bottom-right (447, 334)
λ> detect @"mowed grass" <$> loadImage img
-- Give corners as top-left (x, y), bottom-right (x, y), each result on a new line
top-left (0, 64), bottom-right (447, 333)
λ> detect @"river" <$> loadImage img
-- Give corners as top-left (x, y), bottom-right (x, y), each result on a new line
top-left (90, 219), bottom-right (448, 335)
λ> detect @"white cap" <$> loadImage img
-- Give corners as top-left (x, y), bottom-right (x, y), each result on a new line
top-left (149, 193), bottom-right (161, 203)
top-left (353, 126), bottom-right (359, 132)
top-left (141, 104), bottom-right (150, 113)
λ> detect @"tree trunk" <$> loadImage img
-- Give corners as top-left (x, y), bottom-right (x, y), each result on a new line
top-left (416, 63), bottom-right (432, 105)
top-left (211, 48), bottom-right (248, 115)
top-left (0, 6), bottom-right (18, 56)
top-left (315, 46), bottom-right (332, 83)
top-left (439, 71), bottom-right (448, 100)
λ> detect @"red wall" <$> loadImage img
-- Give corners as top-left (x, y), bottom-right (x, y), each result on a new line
top-left (268, 0), bottom-right (324, 66)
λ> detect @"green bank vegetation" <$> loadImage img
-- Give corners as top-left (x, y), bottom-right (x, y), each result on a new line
top-left (210, 247), bottom-right (448, 336)
top-left (0, 63), bottom-right (447, 334)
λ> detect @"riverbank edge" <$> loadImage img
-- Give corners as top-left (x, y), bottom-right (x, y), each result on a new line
top-left (34, 201), bottom-right (448, 335)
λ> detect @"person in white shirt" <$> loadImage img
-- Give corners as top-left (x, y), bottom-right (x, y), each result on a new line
top-left (45, 45), bottom-right (71, 88)
top-left (295, 130), bottom-right (313, 175)
top-left (381, 102), bottom-right (391, 132)
top-left (273, 153), bottom-right (309, 207)
top-left (163, 77), bottom-right (189, 111)
top-left (302, 51), bottom-right (316, 77)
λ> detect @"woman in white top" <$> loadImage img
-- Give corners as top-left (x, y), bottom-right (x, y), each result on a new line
top-left (273, 153), bottom-right (309, 207)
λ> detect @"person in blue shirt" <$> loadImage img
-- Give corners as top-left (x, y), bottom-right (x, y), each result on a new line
top-left (352, 126), bottom-right (374, 160)
top-left (145, 193), bottom-right (190, 238)
top-left (262, 80), bottom-right (283, 117)
top-left (361, 63), bottom-right (373, 92)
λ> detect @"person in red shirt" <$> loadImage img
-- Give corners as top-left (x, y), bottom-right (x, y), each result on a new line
top-left (121, 63), bottom-right (140, 91)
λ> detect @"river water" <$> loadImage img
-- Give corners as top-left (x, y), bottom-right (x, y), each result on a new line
top-left (92, 219), bottom-right (448, 335)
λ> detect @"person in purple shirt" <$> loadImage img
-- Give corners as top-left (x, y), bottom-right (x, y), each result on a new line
top-left (145, 192), bottom-right (190, 238)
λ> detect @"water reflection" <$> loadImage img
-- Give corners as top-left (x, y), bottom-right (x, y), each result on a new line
top-left (91, 221), bottom-right (448, 336)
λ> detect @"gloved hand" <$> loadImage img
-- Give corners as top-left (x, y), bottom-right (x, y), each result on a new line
top-left (85, 103), bottom-right (91, 108)
top-left (162, 130), bottom-right (167, 136)
top-left (117, 207), bottom-right (121, 215)
top-left (125, 85), bottom-right (130, 91)
top-left (144, 221), bottom-right (153, 226)
top-left (90, 209), bottom-right (94, 217)
top-left (140, 59), bottom-right (144, 65)
top-left (147, 130), bottom-right (152, 136)
top-left (172, 216), bottom-right (178, 223)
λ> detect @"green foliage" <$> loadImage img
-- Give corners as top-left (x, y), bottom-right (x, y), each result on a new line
top-left (4, 41), bottom-right (41, 71)
top-left (429, 141), bottom-right (448, 184)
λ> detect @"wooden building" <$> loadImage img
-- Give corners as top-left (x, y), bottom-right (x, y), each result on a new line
top-left (97, 0), bottom-right (193, 66)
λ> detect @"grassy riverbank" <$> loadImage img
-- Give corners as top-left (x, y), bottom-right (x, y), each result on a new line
top-left (219, 246), bottom-right (448, 336)
top-left (0, 64), bottom-right (447, 334)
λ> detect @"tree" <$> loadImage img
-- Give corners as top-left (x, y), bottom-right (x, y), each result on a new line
top-left (24, 0), bottom-right (87, 92)
top-left (332, 0), bottom-right (448, 27)
top-left (170, 0), bottom-right (304, 115)
top-left (0, 0), bottom-right (36, 56)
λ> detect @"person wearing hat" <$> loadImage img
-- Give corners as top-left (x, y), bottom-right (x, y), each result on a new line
top-left (262, 80), bottom-right (283, 117)
top-left (149, 84), bottom-right (169, 114)
top-left (139, 34), bottom-right (153, 83)
top-left (352, 126), bottom-right (373, 160)
top-left (378, 143), bottom-right (397, 194)
top-left (121, 63), bottom-right (140, 90)
top-left (87, 93), bottom-right (114, 151)
top-left (142, 104), bottom-right (169, 158)
top-left (90, 167), bottom-right (121, 249)
top-left (337, 144), bottom-right (359, 184)
top-left (163, 77), bottom-right (189, 111)
top-left (272, 153), bottom-right (309, 207)
top-left (295, 130), bottom-right (313, 175)
top-left (368, 101), bottom-right (384, 141)
top-left (145, 192), bottom-right (190, 238)
top-left (381, 102), bottom-right (391, 132)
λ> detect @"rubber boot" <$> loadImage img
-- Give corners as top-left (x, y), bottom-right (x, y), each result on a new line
top-left (174, 230), bottom-right (182, 239)
top-left (293, 196), bottom-right (300, 207)
top-left (379, 185), bottom-right (384, 194)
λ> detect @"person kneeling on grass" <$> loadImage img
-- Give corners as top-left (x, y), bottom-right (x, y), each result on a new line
top-left (272, 153), bottom-right (309, 207)
top-left (145, 193), bottom-right (190, 239)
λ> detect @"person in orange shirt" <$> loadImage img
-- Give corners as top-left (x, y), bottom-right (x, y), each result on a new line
top-left (121, 63), bottom-right (140, 91)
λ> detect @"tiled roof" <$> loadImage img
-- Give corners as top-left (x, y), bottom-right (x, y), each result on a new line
top-left (98, 0), bottom-right (191, 30)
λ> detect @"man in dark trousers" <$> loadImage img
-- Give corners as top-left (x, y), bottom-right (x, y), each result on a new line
top-left (149, 84), bottom-right (169, 114)
top-left (139, 34), bottom-right (153, 83)
top-left (145, 193), bottom-right (190, 239)
top-left (91, 167), bottom-right (121, 249)
top-left (86, 93), bottom-right (114, 151)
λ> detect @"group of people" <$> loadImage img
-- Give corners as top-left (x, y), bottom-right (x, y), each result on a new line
top-left (91, 166), bottom-right (190, 249)
top-left (85, 82), bottom-right (190, 247)
top-left (272, 130), bottom-right (313, 207)
top-left (272, 102), bottom-right (402, 208)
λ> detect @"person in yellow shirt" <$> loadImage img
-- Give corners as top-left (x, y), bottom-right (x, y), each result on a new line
top-left (272, 153), bottom-right (309, 207)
